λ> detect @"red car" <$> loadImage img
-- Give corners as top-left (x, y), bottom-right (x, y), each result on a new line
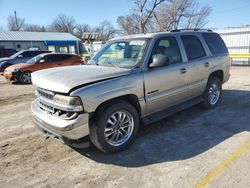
top-left (4, 53), bottom-right (84, 84)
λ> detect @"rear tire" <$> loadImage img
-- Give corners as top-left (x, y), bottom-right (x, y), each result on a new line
top-left (201, 76), bottom-right (222, 109)
top-left (19, 72), bottom-right (31, 84)
top-left (90, 100), bottom-right (140, 153)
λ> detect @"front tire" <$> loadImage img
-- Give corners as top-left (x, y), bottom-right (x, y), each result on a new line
top-left (90, 100), bottom-right (140, 153)
top-left (201, 76), bottom-right (222, 109)
top-left (19, 72), bottom-right (31, 84)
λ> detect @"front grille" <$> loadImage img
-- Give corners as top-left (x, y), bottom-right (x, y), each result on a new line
top-left (35, 87), bottom-right (78, 120)
top-left (36, 87), bottom-right (54, 100)
top-left (36, 87), bottom-right (55, 113)
top-left (38, 100), bottom-right (54, 113)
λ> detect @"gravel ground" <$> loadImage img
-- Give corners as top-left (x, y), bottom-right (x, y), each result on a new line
top-left (0, 66), bottom-right (249, 188)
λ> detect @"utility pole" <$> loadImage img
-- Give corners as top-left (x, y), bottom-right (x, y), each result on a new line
top-left (14, 11), bottom-right (18, 30)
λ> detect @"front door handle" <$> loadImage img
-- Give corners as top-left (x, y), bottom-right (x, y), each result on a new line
top-left (180, 68), bottom-right (187, 74)
top-left (205, 62), bottom-right (209, 67)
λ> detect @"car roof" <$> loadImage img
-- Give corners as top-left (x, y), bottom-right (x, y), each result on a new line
top-left (41, 53), bottom-right (79, 56)
top-left (110, 30), bottom-right (214, 41)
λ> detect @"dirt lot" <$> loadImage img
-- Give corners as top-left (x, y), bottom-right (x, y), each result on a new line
top-left (0, 67), bottom-right (250, 188)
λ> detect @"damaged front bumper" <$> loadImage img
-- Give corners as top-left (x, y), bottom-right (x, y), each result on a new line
top-left (31, 100), bottom-right (90, 147)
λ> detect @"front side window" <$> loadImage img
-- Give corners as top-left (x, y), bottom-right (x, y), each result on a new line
top-left (181, 35), bottom-right (206, 60)
top-left (26, 54), bottom-right (44, 64)
top-left (151, 36), bottom-right (182, 65)
top-left (89, 39), bottom-right (149, 68)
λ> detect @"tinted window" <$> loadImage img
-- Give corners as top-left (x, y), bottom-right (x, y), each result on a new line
top-left (202, 33), bottom-right (228, 55)
top-left (21, 51), bottom-right (46, 57)
top-left (181, 35), bottom-right (206, 60)
top-left (46, 54), bottom-right (72, 62)
top-left (151, 36), bottom-right (182, 64)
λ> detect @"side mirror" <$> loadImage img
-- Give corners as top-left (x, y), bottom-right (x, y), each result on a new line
top-left (149, 54), bottom-right (170, 68)
top-left (39, 59), bottom-right (45, 63)
top-left (17, 55), bottom-right (23, 58)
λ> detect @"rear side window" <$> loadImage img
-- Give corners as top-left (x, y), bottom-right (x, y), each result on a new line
top-left (21, 51), bottom-right (46, 57)
top-left (202, 33), bottom-right (228, 55)
top-left (21, 51), bottom-right (35, 57)
top-left (47, 54), bottom-right (72, 62)
top-left (181, 35), bottom-right (206, 60)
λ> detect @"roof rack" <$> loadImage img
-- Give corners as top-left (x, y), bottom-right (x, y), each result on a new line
top-left (170, 29), bottom-right (212, 32)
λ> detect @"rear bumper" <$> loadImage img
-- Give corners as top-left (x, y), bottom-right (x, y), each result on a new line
top-left (31, 100), bottom-right (90, 140)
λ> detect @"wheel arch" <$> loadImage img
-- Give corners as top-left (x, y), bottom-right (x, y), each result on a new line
top-left (89, 94), bottom-right (142, 125)
top-left (209, 70), bottom-right (224, 83)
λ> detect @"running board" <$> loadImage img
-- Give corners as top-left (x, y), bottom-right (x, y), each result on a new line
top-left (142, 96), bottom-right (203, 125)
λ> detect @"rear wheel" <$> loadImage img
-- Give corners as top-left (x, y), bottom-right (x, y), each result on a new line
top-left (201, 76), bottom-right (222, 109)
top-left (19, 72), bottom-right (31, 84)
top-left (90, 100), bottom-right (140, 153)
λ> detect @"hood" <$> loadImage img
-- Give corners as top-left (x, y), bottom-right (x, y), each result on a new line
top-left (5, 63), bottom-right (30, 71)
top-left (31, 65), bottom-right (131, 93)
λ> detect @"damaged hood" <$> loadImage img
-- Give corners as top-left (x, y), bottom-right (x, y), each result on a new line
top-left (31, 65), bottom-right (131, 93)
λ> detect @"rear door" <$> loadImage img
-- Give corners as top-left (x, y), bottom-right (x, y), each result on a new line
top-left (143, 36), bottom-right (189, 114)
top-left (180, 34), bottom-right (211, 97)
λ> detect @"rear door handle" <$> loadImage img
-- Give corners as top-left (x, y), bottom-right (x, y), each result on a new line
top-left (180, 68), bottom-right (187, 74)
top-left (205, 62), bottom-right (209, 67)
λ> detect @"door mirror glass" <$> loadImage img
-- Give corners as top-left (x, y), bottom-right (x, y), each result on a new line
top-left (17, 55), bottom-right (23, 58)
top-left (149, 54), bottom-right (170, 68)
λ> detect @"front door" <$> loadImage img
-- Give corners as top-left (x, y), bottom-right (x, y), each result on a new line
top-left (143, 36), bottom-right (189, 115)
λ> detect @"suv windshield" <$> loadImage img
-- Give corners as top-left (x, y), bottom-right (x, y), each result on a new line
top-left (26, 54), bottom-right (44, 64)
top-left (88, 39), bottom-right (149, 68)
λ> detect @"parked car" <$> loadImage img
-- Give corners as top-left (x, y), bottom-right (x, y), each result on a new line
top-left (0, 48), bottom-right (17, 58)
top-left (0, 50), bottom-right (50, 73)
top-left (31, 30), bottom-right (230, 152)
top-left (4, 53), bottom-right (84, 84)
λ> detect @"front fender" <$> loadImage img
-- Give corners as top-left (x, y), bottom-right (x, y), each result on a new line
top-left (70, 71), bottom-right (145, 113)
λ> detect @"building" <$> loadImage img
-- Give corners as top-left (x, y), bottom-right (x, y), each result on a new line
top-left (0, 31), bottom-right (84, 55)
top-left (216, 26), bottom-right (250, 64)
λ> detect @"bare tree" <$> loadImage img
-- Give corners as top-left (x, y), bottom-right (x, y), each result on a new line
top-left (7, 13), bottom-right (25, 31)
top-left (74, 24), bottom-right (92, 39)
top-left (154, 0), bottom-right (194, 31)
top-left (183, 5), bottom-right (212, 29)
top-left (154, 0), bottom-right (212, 31)
top-left (134, 0), bottom-right (165, 33)
top-left (95, 20), bottom-right (117, 41)
top-left (117, 14), bottom-right (140, 35)
top-left (49, 14), bottom-right (76, 33)
top-left (24, 24), bottom-right (46, 32)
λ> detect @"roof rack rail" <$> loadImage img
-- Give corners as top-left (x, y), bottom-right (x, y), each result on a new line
top-left (170, 29), bottom-right (213, 32)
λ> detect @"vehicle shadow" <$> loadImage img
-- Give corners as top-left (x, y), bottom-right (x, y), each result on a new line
top-left (73, 89), bottom-right (250, 167)
top-left (11, 81), bottom-right (30, 85)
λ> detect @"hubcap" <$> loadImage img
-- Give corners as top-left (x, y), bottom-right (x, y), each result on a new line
top-left (208, 83), bottom-right (220, 105)
top-left (22, 73), bottom-right (31, 83)
top-left (104, 111), bottom-right (134, 146)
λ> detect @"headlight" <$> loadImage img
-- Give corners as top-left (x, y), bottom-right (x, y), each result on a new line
top-left (54, 94), bottom-right (82, 106)
top-left (11, 68), bottom-right (20, 72)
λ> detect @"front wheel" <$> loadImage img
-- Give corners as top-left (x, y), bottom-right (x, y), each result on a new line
top-left (19, 72), bottom-right (31, 84)
top-left (201, 76), bottom-right (222, 109)
top-left (90, 100), bottom-right (140, 153)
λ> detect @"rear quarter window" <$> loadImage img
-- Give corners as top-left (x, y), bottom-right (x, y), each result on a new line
top-left (202, 33), bottom-right (228, 55)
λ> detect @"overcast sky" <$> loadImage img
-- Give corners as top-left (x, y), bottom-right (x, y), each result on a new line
top-left (0, 0), bottom-right (250, 30)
